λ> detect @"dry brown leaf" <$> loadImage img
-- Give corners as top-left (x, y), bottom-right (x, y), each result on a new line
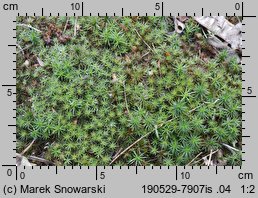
top-left (194, 16), bottom-right (242, 50)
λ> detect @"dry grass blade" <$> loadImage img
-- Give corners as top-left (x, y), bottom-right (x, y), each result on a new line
top-left (134, 29), bottom-right (153, 52)
top-left (193, 149), bottom-right (219, 165)
top-left (123, 81), bottom-right (130, 114)
top-left (74, 16), bottom-right (78, 37)
top-left (207, 149), bottom-right (213, 166)
top-left (109, 131), bottom-right (152, 165)
top-left (222, 143), bottom-right (240, 152)
top-left (21, 138), bottom-right (36, 155)
top-left (16, 23), bottom-right (42, 33)
top-left (186, 152), bottom-right (203, 166)
top-left (63, 17), bottom-right (69, 34)
top-left (28, 156), bottom-right (55, 165)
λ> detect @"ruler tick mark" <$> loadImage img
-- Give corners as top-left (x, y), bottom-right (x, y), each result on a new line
top-left (15, 166), bottom-right (18, 180)
top-left (96, 166), bottom-right (98, 180)
top-left (176, 166), bottom-right (178, 180)
top-left (82, 2), bottom-right (84, 16)
top-left (161, 2), bottom-right (164, 16)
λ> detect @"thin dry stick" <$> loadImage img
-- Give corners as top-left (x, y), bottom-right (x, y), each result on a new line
top-left (186, 152), bottom-right (203, 166)
top-left (109, 118), bottom-right (173, 165)
top-left (16, 23), bottom-right (42, 33)
top-left (123, 81), bottom-right (130, 114)
top-left (207, 149), bottom-right (213, 166)
top-left (17, 44), bottom-right (32, 55)
top-left (16, 43), bottom-right (25, 56)
top-left (158, 117), bottom-right (175, 127)
top-left (28, 156), bottom-right (55, 165)
top-left (112, 148), bottom-right (123, 160)
top-left (222, 143), bottom-right (240, 152)
top-left (193, 149), bottom-right (219, 165)
top-left (21, 138), bottom-right (36, 155)
top-left (141, 51), bottom-right (150, 58)
top-left (63, 17), bottom-right (69, 34)
top-left (74, 16), bottom-right (78, 37)
top-left (189, 99), bottom-right (220, 113)
top-left (134, 29), bottom-right (153, 52)
top-left (109, 131), bottom-right (152, 165)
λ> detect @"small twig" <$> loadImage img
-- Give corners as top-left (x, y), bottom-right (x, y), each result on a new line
top-left (186, 152), bottom-right (203, 166)
top-left (112, 148), bottom-right (123, 160)
top-left (109, 131), bottom-right (152, 165)
top-left (141, 51), bottom-right (150, 58)
top-left (21, 138), bottom-right (36, 155)
top-left (157, 60), bottom-right (161, 77)
top-left (205, 98), bottom-right (220, 104)
top-left (134, 29), bottom-right (153, 52)
top-left (158, 117), bottom-right (175, 127)
top-left (222, 143), bottom-right (240, 152)
top-left (28, 156), bottom-right (55, 165)
top-left (189, 105), bottom-right (203, 113)
top-left (16, 23), bottom-right (42, 33)
top-left (123, 81), bottom-right (130, 114)
top-left (74, 16), bottom-right (78, 37)
top-left (63, 17), bottom-right (69, 34)
top-left (193, 149), bottom-right (219, 165)
top-left (189, 99), bottom-right (220, 113)
top-left (16, 43), bottom-right (25, 56)
top-left (16, 44), bottom-right (32, 55)
top-left (207, 149), bottom-right (213, 166)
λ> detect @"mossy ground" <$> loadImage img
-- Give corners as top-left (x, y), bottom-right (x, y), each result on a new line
top-left (16, 16), bottom-right (242, 166)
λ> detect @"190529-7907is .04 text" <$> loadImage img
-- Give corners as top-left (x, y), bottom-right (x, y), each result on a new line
top-left (142, 184), bottom-right (233, 194)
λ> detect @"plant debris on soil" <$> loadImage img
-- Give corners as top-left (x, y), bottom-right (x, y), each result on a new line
top-left (16, 16), bottom-right (242, 166)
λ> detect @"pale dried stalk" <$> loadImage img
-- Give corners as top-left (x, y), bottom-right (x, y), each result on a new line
top-left (186, 152), bottom-right (203, 166)
top-left (109, 131), bottom-right (152, 165)
top-left (123, 81), bottom-right (130, 114)
top-left (16, 23), bottom-right (42, 33)
top-left (63, 17), bottom-right (69, 34)
top-left (134, 29), bottom-right (153, 52)
top-left (21, 138), bottom-right (36, 155)
top-left (74, 16), bottom-right (78, 37)
top-left (207, 149), bottom-right (213, 166)
top-left (193, 149), bottom-right (219, 165)
top-left (222, 143), bottom-right (240, 152)
top-left (28, 156), bottom-right (55, 165)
